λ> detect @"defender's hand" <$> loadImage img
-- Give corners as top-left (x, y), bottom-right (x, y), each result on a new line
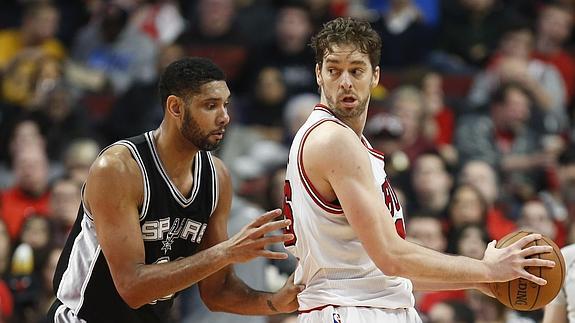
top-left (269, 273), bottom-right (305, 313)
top-left (224, 209), bottom-right (293, 263)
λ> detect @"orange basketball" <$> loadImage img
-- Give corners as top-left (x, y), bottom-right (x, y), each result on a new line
top-left (489, 231), bottom-right (565, 311)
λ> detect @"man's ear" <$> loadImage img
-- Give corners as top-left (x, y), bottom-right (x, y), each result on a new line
top-left (315, 64), bottom-right (323, 87)
top-left (166, 95), bottom-right (183, 117)
top-left (371, 66), bottom-right (380, 89)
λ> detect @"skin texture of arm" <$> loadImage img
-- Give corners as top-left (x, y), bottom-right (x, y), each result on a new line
top-left (197, 157), bottom-right (302, 315)
top-left (303, 122), bottom-right (554, 286)
top-left (542, 303), bottom-right (567, 323)
top-left (86, 146), bottom-right (294, 309)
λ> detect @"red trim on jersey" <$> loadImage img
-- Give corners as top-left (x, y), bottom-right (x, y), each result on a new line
top-left (313, 104), bottom-right (334, 116)
top-left (298, 119), bottom-right (345, 214)
top-left (360, 137), bottom-right (385, 161)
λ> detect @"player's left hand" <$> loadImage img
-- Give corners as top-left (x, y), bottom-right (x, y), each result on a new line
top-left (269, 273), bottom-right (305, 313)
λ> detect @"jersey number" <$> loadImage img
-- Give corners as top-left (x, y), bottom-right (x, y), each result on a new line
top-left (382, 179), bottom-right (406, 239)
top-left (282, 180), bottom-right (296, 246)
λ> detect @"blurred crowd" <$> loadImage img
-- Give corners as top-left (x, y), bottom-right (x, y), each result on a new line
top-left (0, 0), bottom-right (574, 322)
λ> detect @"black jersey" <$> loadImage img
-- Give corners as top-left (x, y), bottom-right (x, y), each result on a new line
top-left (50, 132), bottom-right (218, 323)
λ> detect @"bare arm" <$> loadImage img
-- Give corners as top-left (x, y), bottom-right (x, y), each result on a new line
top-left (197, 157), bottom-right (301, 315)
top-left (87, 147), bottom-right (292, 309)
top-left (304, 123), bottom-right (553, 285)
top-left (543, 303), bottom-right (567, 323)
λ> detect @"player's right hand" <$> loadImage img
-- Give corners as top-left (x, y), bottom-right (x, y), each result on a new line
top-left (224, 209), bottom-right (294, 263)
top-left (482, 233), bottom-right (555, 285)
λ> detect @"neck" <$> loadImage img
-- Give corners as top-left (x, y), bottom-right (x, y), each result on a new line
top-left (154, 122), bottom-right (198, 176)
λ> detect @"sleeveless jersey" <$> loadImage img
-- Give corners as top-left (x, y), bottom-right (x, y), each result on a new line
top-left (52, 131), bottom-right (218, 323)
top-left (283, 105), bottom-right (414, 311)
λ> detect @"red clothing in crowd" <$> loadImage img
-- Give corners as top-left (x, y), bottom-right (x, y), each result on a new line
top-left (0, 188), bottom-right (50, 240)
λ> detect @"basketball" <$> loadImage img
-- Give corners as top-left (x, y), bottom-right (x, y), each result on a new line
top-left (489, 231), bottom-right (566, 311)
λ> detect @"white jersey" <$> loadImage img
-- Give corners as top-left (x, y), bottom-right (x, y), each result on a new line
top-left (284, 105), bottom-right (414, 312)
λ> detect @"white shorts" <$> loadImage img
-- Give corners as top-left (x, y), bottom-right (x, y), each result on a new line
top-left (298, 306), bottom-right (422, 323)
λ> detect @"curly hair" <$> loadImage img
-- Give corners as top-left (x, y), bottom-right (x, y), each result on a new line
top-left (310, 17), bottom-right (381, 69)
top-left (158, 57), bottom-right (225, 110)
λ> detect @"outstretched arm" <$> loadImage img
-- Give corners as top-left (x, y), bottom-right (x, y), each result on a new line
top-left (304, 123), bottom-right (553, 286)
top-left (87, 147), bottom-right (293, 309)
top-left (197, 157), bottom-right (302, 315)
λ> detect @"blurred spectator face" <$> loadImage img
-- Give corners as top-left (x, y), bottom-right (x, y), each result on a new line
top-left (284, 93), bottom-right (318, 138)
top-left (428, 302), bottom-right (456, 323)
top-left (457, 226), bottom-right (487, 259)
top-left (13, 148), bottom-right (49, 196)
top-left (449, 185), bottom-right (485, 227)
top-left (64, 139), bottom-right (100, 184)
top-left (23, 4), bottom-right (59, 42)
top-left (199, 0), bottom-right (234, 37)
top-left (519, 200), bottom-right (556, 240)
top-left (494, 87), bottom-right (531, 133)
top-left (390, 88), bottom-right (425, 141)
top-left (276, 6), bottom-right (312, 53)
top-left (51, 179), bottom-right (81, 227)
top-left (499, 29), bottom-right (533, 58)
top-left (20, 216), bottom-right (50, 250)
top-left (411, 154), bottom-right (452, 197)
top-left (538, 6), bottom-right (573, 44)
top-left (406, 216), bottom-right (446, 252)
top-left (9, 120), bottom-right (45, 157)
top-left (421, 72), bottom-right (443, 115)
top-left (459, 161), bottom-right (498, 205)
top-left (255, 67), bottom-right (286, 105)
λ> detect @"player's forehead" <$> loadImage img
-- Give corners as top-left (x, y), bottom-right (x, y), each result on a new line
top-left (322, 43), bottom-right (370, 66)
top-left (193, 80), bottom-right (231, 102)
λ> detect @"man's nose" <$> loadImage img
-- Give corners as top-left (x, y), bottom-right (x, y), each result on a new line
top-left (340, 72), bottom-right (352, 89)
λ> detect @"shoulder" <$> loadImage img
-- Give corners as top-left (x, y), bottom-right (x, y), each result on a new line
top-left (88, 145), bottom-right (143, 191)
top-left (209, 155), bottom-right (232, 188)
top-left (304, 120), bottom-right (362, 157)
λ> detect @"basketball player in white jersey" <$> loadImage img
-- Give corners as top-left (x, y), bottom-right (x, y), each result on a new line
top-left (283, 17), bottom-right (556, 323)
top-left (543, 244), bottom-right (575, 323)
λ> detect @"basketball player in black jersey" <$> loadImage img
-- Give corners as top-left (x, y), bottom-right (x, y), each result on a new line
top-left (47, 57), bottom-right (303, 323)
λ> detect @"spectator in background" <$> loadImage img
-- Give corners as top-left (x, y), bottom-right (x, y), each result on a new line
top-left (458, 160), bottom-right (516, 240)
top-left (406, 215), bottom-right (446, 252)
top-left (417, 69), bottom-right (457, 165)
top-left (62, 138), bottom-right (100, 184)
top-left (533, 2), bottom-right (575, 106)
top-left (102, 43), bottom-right (185, 143)
top-left (72, 2), bottom-right (158, 94)
top-left (449, 224), bottom-right (491, 260)
top-left (0, 2), bottom-right (65, 70)
top-left (467, 18), bottom-right (567, 133)
top-left (0, 146), bottom-right (51, 241)
top-left (427, 300), bottom-right (476, 323)
top-left (245, 1), bottom-right (316, 96)
top-left (387, 86), bottom-right (435, 164)
top-left (446, 184), bottom-right (488, 231)
top-left (517, 200), bottom-right (562, 246)
top-left (432, 0), bottom-right (516, 71)
top-left (455, 82), bottom-right (554, 204)
top-left (408, 152), bottom-right (453, 218)
top-left (177, 0), bottom-right (248, 92)
top-left (282, 93), bottom-right (319, 144)
top-left (370, 0), bottom-right (433, 68)
top-left (49, 177), bottom-right (81, 245)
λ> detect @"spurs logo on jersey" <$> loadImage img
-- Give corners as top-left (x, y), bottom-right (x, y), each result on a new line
top-left (283, 105), bottom-right (414, 312)
top-left (141, 217), bottom-right (208, 253)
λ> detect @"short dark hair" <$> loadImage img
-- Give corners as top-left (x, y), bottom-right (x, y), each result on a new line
top-left (490, 81), bottom-right (533, 106)
top-left (158, 57), bottom-right (226, 110)
top-left (310, 17), bottom-right (381, 69)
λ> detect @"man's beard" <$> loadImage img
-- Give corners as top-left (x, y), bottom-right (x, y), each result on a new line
top-left (327, 94), bottom-right (369, 119)
top-left (181, 110), bottom-right (222, 151)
